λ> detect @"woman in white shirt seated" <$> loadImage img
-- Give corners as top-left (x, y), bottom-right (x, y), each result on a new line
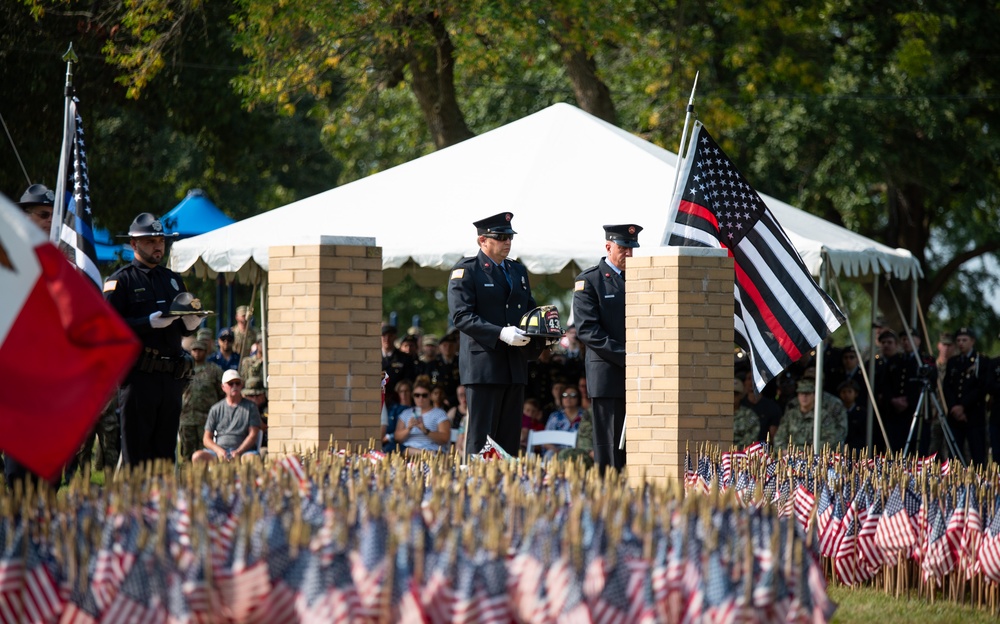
top-left (394, 381), bottom-right (451, 455)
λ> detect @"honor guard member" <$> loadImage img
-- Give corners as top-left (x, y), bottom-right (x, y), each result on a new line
top-left (448, 212), bottom-right (536, 456)
top-left (17, 183), bottom-right (56, 234)
top-left (104, 213), bottom-right (201, 466)
top-left (944, 327), bottom-right (988, 464)
top-left (572, 223), bottom-right (641, 472)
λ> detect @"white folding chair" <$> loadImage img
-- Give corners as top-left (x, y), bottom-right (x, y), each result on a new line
top-left (525, 430), bottom-right (578, 457)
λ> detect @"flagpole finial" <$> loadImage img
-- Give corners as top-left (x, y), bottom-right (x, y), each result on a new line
top-left (62, 43), bottom-right (79, 64)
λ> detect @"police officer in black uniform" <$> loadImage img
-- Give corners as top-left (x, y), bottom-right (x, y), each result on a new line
top-left (572, 223), bottom-right (642, 472)
top-left (943, 327), bottom-right (988, 464)
top-left (104, 213), bottom-right (200, 466)
top-left (448, 212), bottom-right (536, 456)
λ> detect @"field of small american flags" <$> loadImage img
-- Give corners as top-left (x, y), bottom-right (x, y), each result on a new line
top-left (1, 444), bottom-right (1000, 623)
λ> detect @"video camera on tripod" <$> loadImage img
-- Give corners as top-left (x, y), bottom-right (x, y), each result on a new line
top-left (903, 363), bottom-right (964, 464)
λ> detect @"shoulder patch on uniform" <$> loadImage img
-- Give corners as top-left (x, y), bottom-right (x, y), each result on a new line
top-left (451, 268), bottom-right (465, 279)
top-left (103, 279), bottom-right (117, 293)
top-left (575, 280), bottom-right (585, 291)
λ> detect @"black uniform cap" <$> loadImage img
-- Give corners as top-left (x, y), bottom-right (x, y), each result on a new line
top-left (604, 224), bottom-right (642, 248)
top-left (955, 327), bottom-right (975, 339)
top-left (120, 212), bottom-right (179, 239)
top-left (473, 212), bottom-right (517, 235)
top-left (18, 183), bottom-right (55, 208)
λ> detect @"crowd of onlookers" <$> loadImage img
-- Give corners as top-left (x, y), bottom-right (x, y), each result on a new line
top-left (380, 324), bottom-right (594, 461)
top-left (742, 321), bottom-right (1000, 465)
top-left (381, 317), bottom-right (1000, 467)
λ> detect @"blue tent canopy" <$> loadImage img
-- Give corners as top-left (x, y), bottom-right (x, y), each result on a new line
top-left (161, 189), bottom-right (235, 239)
top-left (94, 227), bottom-right (133, 263)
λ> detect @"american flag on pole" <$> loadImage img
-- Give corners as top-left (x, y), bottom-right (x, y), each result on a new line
top-left (666, 122), bottom-right (844, 391)
top-left (52, 96), bottom-right (101, 289)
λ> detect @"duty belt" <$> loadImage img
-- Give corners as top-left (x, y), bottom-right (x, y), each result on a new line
top-left (137, 347), bottom-right (193, 378)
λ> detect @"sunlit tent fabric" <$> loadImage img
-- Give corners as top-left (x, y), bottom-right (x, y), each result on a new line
top-left (161, 188), bottom-right (235, 239)
top-left (169, 103), bottom-right (922, 286)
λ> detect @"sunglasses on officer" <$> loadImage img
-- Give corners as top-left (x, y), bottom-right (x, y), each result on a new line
top-left (483, 233), bottom-right (513, 242)
top-left (28, 208), bottom-right (53, 220)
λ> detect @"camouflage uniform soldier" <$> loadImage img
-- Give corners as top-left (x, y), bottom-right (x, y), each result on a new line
top-left (733, 379), bottom-right (760, 448)
top-left (72, 396), bottom-right (121, 473)
top-left (232, 305), bottom-right (258, 359)
top-left (774, 379), bottom-right (848, 449)
top-left (179, 340), bottom-right (225, 460)
top-left (239, 340), bottom-right (263, 382)
top-left (557, 407), bottom-right (595, 469)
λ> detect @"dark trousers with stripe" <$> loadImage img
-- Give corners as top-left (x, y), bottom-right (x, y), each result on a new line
top-left (592, 397), bottom-right (626, 472)
top-left (119, 371), bottom-right (185, 466)
top-left (464, 383), bottom-right (524, 457)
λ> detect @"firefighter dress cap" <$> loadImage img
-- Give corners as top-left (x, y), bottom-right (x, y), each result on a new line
top-left (473, 212), bottom-right (517, 235)
top-left (120, 212), bottom-right (179, 238)
top-left (955, 327), bottom-right (975, 339)
top-left (604, 224), bottom-right (643, 248)
top-left (518, 305), bottom-right (564, 339)
top-left (18, 183), bottom-right (56, 208)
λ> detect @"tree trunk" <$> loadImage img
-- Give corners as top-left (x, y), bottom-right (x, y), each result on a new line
top-left (406, 13), bottom-right (474, 149)
top-left (559, 45), bottom-right (617, 125)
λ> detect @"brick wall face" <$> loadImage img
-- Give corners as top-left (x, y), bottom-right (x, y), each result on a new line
top-left (624, 248), bottom-right (734, 487)
top-left (266, 244), bottom-right (382, 454)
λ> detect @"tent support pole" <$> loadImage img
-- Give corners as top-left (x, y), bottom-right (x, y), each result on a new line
top-left (260, 275), bottom-right (268, 389)
top-left (866, 273), bottom-right (880, 450)
top-left (813, 258), bottom-right (827, 453)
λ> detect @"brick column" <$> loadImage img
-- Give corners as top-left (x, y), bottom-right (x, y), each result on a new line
top-left (266, 241), bottom-right (382, 454)
top-left (624, 247), bottom-right (733, 488)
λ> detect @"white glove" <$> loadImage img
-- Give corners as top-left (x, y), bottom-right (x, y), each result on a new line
top-left (182, 315), bottom-right (203, 331)
top-left (499, 326), bottom-right (530, 347)
top-left (149, 311), bottom-right (177, 329)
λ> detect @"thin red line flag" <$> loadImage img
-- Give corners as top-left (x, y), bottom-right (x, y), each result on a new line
top-left (0, 193), bottom-right (139, 479)
top-left (666, 122), bottom-right (844, 391)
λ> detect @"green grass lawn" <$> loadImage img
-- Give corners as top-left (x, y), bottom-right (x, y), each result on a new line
top-left (830, 584), bottom-right (1000, 623)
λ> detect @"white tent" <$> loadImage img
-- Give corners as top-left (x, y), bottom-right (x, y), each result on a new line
top-left (169, 103), bottom-right (921, 287)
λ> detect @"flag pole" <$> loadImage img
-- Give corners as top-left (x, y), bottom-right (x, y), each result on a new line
top-left (660, 71), bottom-right (699, 244)
top-left (51, 43), bottom-right (78, 245)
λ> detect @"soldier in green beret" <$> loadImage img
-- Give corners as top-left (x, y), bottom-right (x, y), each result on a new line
top-left (774, 378), bottom-right (847, 449)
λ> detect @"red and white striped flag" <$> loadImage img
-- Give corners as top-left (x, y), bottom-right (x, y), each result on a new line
top-left (666, 122), bottom-right (844, 391)
top-left (0, 194), bottom-right (139, 480)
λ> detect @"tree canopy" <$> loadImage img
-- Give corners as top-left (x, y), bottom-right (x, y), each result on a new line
top-left (6, 0), bottom-right (1000, 343)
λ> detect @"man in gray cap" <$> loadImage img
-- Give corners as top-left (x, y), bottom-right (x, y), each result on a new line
top-left (104, 213), bottom-right (203, 466)
top-left (448, 211), bottom-right (536, 456)
top-left (572, 224), bottom-right (642, 472)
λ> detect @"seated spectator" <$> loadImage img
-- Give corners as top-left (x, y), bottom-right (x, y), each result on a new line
top-left (520, 398), bottom-right (545, 453)
top-left (243, 376), bottom-right (268, 449)
top-left (738, 370), bottom-right (782, 443)
top-left (430, 386), bottom-right (448, 411)
top-left (542, 387), bottom-right (586, 457)
top-left (381, 379), bottom-right (414, 453)
top-left (733, 379), bottom-right (760, 448)
top-left (774, 379), bottom-right (847, 449)
top-left (542, 381), bottom-right (566, 421)
top-left (192, 370), bottom-right (261, 464)
top-left (208, 327), bottom-right (240, 371)
top-left (394, 381), bottom-right (451, 455)
top-left (447, 385), bottom-right (468, 451)
top-left (839, 380), bottom-right (866, 451)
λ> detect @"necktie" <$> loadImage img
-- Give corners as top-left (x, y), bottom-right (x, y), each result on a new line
top-left (620, 270), bottom-right (626, 282)
top-left (500, 262), bottom-right (513, 289)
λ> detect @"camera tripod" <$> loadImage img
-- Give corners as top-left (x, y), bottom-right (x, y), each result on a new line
top-left (902, 377), bottom-right (965, 465)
